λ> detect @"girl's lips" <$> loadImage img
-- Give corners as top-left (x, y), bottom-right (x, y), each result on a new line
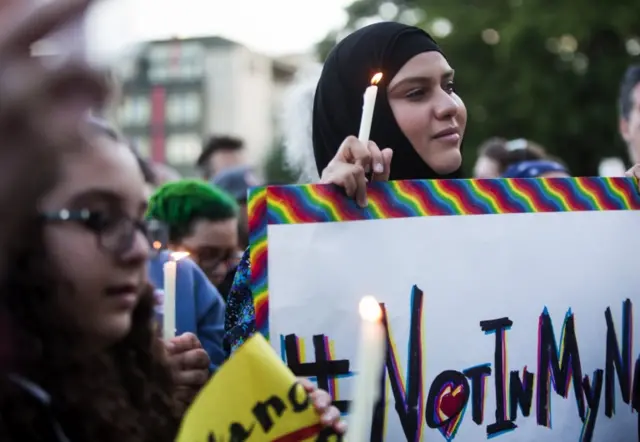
top-left (434, 133), bottom-right (461, 144)
top-left (105, 284), bottom-right (139, 308)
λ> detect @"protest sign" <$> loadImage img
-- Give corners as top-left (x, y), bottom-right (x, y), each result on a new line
top-left (176, 334), bottom-right (331, 442)
top-left (248, 177), bottom-right (640, 441)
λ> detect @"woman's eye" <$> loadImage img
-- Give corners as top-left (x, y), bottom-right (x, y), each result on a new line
top-left (444, 81), bottom-right (455, 94)
top-left (406, 88), bottom-right (425, 99)
top-left (85, 212), bottom-right (117, 231)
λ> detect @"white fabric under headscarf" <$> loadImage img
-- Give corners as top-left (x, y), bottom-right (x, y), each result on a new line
top-left (281, 63), bottom-right (322, 183)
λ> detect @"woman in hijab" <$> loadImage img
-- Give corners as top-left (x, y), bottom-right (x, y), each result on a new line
top-left (225, 21), bottom-right (466, 352)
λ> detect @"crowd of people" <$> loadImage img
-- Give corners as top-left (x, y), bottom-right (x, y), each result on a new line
top-left (0, 0), bottom-right (639, 440)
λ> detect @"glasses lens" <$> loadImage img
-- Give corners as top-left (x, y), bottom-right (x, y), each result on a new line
top-left (101, 219), bottom-right (150, 255)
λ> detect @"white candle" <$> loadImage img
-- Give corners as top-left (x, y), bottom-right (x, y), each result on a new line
top-left (162, 252), bottom-right (189, 340)
top-left (347, 296), bottom-right (386, 442)
top-left (358, 73), bottom-right (383, 145)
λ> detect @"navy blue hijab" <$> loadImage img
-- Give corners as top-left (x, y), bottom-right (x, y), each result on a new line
top-left (312, 22), bottom-right (462, 181)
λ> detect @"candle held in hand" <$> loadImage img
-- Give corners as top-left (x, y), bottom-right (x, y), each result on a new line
top-left (347, 295), bottom-right (386, 442)
top-left (162, 251), bottom-right (189, 340)
top-left (357, 73), bottom-right (383, 145)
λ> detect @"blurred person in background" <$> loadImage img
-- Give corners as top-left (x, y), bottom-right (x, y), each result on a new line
top-left (619, 65), bottom-right (640, 165)
top-left (211, 165), bottom-right (261, 250)
top-left (599, 157), bottom-right (627, 177)
top-left (472, 137), bottom-right (549, 178)
top-left (124, 145), bottom-right (226, 373)
top-left (502, 159), bottom-right (570, 178)
top-left (196, 135), bottom-right (247, 180)
top-left (147, 180), bottom-right (240, 299)
top-left (210, 165), bottom-right (261, 302)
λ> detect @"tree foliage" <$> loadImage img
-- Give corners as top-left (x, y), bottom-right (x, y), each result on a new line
top-left (316, 0), bottom-right (640, 175)
top-left (263, 140), bottom-right (300, 185)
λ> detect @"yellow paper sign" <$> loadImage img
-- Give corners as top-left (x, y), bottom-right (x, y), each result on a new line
top-left (176, 334), bottom-right (338, 442)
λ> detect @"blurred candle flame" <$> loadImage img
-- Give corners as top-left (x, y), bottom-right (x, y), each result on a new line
top-left (170, 251), bottom-right (190, 261)
top-left (359, 296), bottom-right (382, 322)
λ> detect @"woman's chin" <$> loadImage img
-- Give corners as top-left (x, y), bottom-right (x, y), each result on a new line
top-left (426, 150), bottom-right (463, 175)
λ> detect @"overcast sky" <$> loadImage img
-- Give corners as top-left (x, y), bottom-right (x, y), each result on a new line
top-left (87, 0), bottom-right (353, 59)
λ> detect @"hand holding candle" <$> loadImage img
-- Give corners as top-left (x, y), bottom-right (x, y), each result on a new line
top-left (162, 251), bottom-right (189, 341)
top-left (358, 73), bottom-right (383, 145)
top-left (347, 296), bottom-right (386, 442)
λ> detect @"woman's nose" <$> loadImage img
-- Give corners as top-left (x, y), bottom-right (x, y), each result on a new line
top-left (122, 230), bottom-right (151, 264)
top-left (433, 90), bottom-right (459, 120)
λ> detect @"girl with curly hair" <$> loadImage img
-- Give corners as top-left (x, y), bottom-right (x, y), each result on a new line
top-left (0, 116), bottom-right (184, 441)
top-left (0, 110), bottom-right (346, 440)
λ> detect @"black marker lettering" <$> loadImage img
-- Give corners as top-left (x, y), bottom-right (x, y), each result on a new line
top-left (252, 396), bottom-right (286, 432)
top-left (509, 368), bottom-right (534, 421)
top-left (480, 317), bottom-right (517, 436)
top-left (604, 301), bottom-right (632, 417)
top-left (536, 309), bottom-right (585, 427)
top-left (581, 369), bottom-right (604, 442)
top-left (287, 382), bottom-right (311, 412)
top-left (463, 364), bottom-right (492, 425)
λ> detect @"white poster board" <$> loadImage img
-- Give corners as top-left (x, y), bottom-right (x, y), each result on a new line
top-left (248, 177), bottom-right (640, 442)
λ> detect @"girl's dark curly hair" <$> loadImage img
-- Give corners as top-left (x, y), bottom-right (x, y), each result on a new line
top-left (0, 126), bottom-right (182, 442)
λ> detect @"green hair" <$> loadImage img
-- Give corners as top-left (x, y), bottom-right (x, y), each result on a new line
top-left (147, 179), bottom-right (238, 242)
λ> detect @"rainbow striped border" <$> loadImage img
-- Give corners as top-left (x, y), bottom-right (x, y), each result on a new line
top-left (248, 177), bottom-right (640, 338)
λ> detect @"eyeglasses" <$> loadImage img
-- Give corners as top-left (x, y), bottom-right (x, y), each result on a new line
top-left (40, 209), bottom-right (151, 256)
top-left (186, 246), bottom-right (243, 273)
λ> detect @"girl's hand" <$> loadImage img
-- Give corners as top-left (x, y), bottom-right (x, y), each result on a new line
top-left (298, 378), bottom-right (347, 434)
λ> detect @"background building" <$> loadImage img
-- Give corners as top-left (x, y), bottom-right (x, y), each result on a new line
top-left (115, 36), bottom-right (314, 175)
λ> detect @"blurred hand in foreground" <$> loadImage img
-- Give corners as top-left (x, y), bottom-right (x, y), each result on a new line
top-left (0, 0), bottom-right (107, 271)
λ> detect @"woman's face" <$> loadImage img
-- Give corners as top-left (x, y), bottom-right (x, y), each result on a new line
top-left (387, 52), bottom-right (467, 174)
top-left (178, 217), bottom-right (239, 288)
top-left (40, 134), bottom-right (150, 347)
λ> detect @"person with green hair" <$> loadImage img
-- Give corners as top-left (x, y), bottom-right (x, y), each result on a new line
top-left (146, 179), bottom-right (239, 371)
top-left (147, 179), bottom-right (241, 294)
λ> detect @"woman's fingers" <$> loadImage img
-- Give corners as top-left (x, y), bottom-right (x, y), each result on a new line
top-left (372, 147), bottom-right (393, 182)
top-left (321, 136), bottom-right (394, 206)
top-left (367, 141), bottom-right (384, 175)
top-left (353, 165), bottom-right (368, 207)
top-left (340, 135), bottom-right (372, 172)
top-left (321, 162), bottom-right (368, 207)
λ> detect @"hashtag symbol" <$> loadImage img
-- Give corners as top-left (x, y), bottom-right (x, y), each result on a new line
top-left (283, 334), bottom-right (351, 413)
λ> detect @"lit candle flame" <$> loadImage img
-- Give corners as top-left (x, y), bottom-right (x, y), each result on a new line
top-left (359, 296), bottom-right (382, 322)
top-left (370, 72), bottom-right (383, 85)
top-left (170, 251), bottom-right (190, 261)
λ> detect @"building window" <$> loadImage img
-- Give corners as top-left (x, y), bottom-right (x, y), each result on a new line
top-left (166, 133), bottom-right (202, 165)
top-left (181, 60), bottom-right (203, 80)
top-left (148, 66), bottom-right (169, 82)
top-left (118, 96), bottom-right (150, 126)
top-left (166, 93), bottom-right (201, 125)
top-left (148, 45), bottom-right (170, 61)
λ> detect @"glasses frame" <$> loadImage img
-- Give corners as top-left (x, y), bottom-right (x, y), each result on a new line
top-left (40, 208), bottom-right (151, 256)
